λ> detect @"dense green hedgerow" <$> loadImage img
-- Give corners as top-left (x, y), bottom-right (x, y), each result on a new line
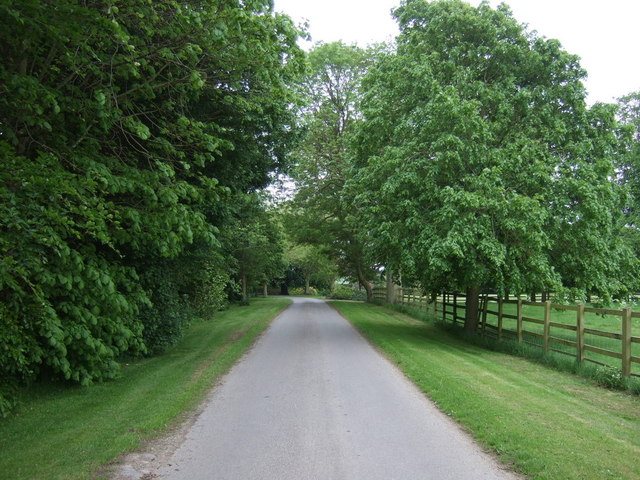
top-left (0, 0), bottom-right (304, 413)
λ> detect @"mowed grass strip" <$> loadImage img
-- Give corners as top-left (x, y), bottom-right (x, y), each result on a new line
top-left (0, 297), bottom-right (291, 480)
top-left (330, 301), bottom-right (640, 480)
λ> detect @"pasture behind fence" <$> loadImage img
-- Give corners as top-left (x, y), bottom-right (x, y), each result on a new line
top-left (371, 286), bottom-right (640, 377)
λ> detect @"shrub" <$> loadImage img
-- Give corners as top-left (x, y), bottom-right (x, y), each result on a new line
top-left (289, 286), bottom-right (318, 296)
top-left (592, 365), bottom-right (627, 390)
top-left (328, 285), bottom-right (357, 300)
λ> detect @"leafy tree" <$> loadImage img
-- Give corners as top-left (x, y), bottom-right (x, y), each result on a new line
top-left (353, 0), bottom-right (636, 330)
top-left (617, 91), bottom-right (640, 250)
top-left (0, 0), bottom-right (303, 412)
top-left (547, 103), bottom-right (638, 302)
top-left (287, 41), bottom-right (378, 299)
top-left (285, 243), bottom-right (337, 294)
top-left (223, 195), bottom-right (286, 303)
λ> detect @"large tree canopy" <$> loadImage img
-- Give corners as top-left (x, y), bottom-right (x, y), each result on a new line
top-left (352, 0), bottom-right (637, 329)
top-left (0, 0), bottom-right (303, 412)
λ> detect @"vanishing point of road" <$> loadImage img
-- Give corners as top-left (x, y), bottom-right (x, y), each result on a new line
top-left (155, 297), bottom-right (520, 480)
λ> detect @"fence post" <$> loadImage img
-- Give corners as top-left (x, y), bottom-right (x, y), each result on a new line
top-left (481, 294), bottom-right (488, 336)
top-left (432, 293), bottom-right (437, 316)
top-left (622, 307), bottom-right (632, 377)
top-left (453, 292), bottom-right (458, 325)
top-left (576, 303), bottom-right (585, 363)
top-left (543, 300), bottom-right (551, 354)
top-left (517, 298), bottom-right (523, 343)
top-left (442, 291), bottom-right (447, 323)
top-left (498, 296), bottom-right (503, 341)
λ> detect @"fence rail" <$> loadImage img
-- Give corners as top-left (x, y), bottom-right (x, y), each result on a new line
top-left (372, 286), bottom-right (640, 377)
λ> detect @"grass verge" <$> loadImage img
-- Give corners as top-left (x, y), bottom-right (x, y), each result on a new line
top-left (379, 300), bottom-right (640, 393)
top-left (0, 297), bottom-right (291, 480)
top-left (330, 301), bottom-right (640, 480)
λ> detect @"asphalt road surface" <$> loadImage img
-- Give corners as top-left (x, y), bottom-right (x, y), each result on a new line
top-left (156, 297), bottom-right (520, 480)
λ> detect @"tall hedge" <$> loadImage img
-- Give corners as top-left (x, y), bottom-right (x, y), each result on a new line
top-left (0, 0), bottom-right (303, 414)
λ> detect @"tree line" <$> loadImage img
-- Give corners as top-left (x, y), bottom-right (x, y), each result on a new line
top-left (2, 0), bottom-right (640, 414)
top-left (285, 0), bottom-right (640, 330)
top-left (0, 0), bottom-right (307, 414)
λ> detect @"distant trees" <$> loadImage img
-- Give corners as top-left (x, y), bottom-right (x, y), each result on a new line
top-left (285, 41), bottom-right (378, 299)
top-left (285, 243), bottom-right (337, 294)
top-left (223, 195), bottom-right (287, 303)
top-left (0, 0), bottom-right (303, 413)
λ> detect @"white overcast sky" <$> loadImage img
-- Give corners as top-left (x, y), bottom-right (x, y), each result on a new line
top-left (274, 0), bottom-right (640, 105)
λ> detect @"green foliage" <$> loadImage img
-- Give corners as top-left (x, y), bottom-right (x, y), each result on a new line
top-left (0, 0), bottom-right (303, 411)
top-left (286, 42), bottom-right (378, 297)
top-left (285, 243), bottom-right (337, 292)
top-left (288, 286), bottom-right (319, 296)
top-left (352, 0), bottom-right (638, 310)
top-left (617, 91), bottom-right (640, 257)
top-left (592, 365), bottom-right (627, 390)
top-left (135, 247), bottom-right (232, 354)
top-left (328, 284), bottom-right (364, 300)
top-left (0, 148), bottom-right (148, 387)
top-left (223, 194), bottom-right (287, 302)
top-left (629, 378), bottom-right (640, 395)
top-left (328, 285), bottom-right (354, 300)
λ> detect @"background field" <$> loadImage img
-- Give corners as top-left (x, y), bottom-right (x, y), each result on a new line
top-left (375, 287), bottom-right (640, 377)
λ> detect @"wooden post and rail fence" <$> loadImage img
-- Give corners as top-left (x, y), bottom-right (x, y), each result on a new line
top-left (372, 286), bottom-right (640, 378)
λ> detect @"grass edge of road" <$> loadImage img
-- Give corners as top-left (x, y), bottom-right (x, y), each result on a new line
top-left (0, 297), bottom-right (291, 480)
top-left (329, 300), bottom-right (640, 480)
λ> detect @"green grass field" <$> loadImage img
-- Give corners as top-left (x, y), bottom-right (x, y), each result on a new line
top-left (331, 301), bottom-right (640, 480)
top-left (396, 293), bottom-right (640, 375)
top-left (0, 297), bottom-right (290, 480)
top-left (479, 300), bottom-right (640, 375)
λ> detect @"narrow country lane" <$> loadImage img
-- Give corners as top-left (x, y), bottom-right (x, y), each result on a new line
top-left (153, 298), bottom-right (520, 480)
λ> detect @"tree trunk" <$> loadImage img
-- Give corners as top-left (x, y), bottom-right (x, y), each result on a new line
top-left (241, 273), bottom-right (248, 302)
top-left (530, 292), bottom-right (536, 302)
top-left (263, 283), bottom-right (268, 297)
top-left (464, 286), bottom-right (481, 333)
top-left (304, 278), bottom-right (310, 295)
top-left (357, 268), bottom-right (373, 302)
top-left (541, 291), bottom-right (547, 302)
top-left (386, 268), bottom-right (395, 303)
